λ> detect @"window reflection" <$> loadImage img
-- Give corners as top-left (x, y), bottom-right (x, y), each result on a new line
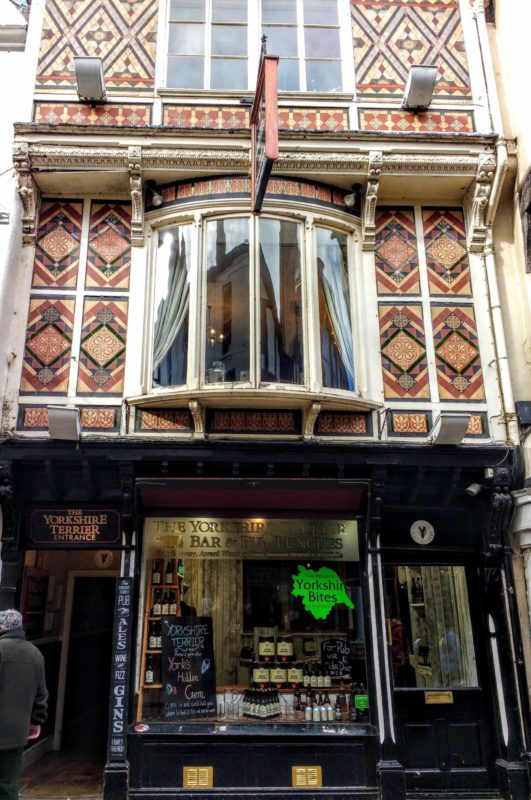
top-left (259, 219), bottom-right (303, 384)
top-left (205, 218), bottom-right (250, 383)
top-left (317, 228), bottom-right (355, 391)
top-left (153, 226), bottom-right (192, 387)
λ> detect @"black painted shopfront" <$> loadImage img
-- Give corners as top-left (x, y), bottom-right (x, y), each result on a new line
top-left (0, 440), bottom-right (530, 800)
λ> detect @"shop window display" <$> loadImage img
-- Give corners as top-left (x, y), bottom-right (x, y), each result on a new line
top-left (137, 518), bottom-right (369, 725)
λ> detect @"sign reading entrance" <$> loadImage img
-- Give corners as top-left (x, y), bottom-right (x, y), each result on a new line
top-left (251, 51), bottom-right (279, 213)
top-left (162, 616), bottom-right (217, 720)
top-left (30, 508), bottom-right (120, 547)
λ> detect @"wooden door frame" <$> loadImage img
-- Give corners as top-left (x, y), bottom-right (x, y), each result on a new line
top-left (53, 570), bottom-right (118, 750)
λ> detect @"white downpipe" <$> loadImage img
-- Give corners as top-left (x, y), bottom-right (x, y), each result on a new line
top-left (472, 0), bottom-right (503, 134)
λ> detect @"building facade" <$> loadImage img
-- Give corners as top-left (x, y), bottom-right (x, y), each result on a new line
top-left (0, 1), bottom-right (530, 799)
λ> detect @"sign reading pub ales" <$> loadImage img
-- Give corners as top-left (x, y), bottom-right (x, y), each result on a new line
top-left (30, 508), bottom-right (120, 548)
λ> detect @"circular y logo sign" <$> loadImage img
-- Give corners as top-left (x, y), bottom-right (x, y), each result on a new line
top-left (410, 520), bottom-right (435, 545)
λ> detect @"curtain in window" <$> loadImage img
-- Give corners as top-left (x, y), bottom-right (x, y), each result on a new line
top-left (153, 229), bottom-right (190, 375)
top-left (317, 229), bottom-right (355, 390)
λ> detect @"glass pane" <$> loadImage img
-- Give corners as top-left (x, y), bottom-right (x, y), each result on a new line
top-left (211, 58), bottom-right (248, 89)
top-left (169, 0), bottom-right (205, 21)
top-left (168, 22), bottom-right (205, 54)
top-left (306, 59), bottom-right (342, 92)
top-left (205, 219), bottom-right (250, 383)
top-left (384, 565), bottom-right (479, 689)
top-left (263, 25), bottom-right (298, 57)
top-left (304, 27), bottom-right (340, 58)
top-left (212, 0), bottom-right (247, 22)
top-left (316, 228), bottom-right (355, 391)
top-left (262, 0), bottom-right (297, 23)
top-left (167, 55), bottom-right (204, 88)
top-left (212, 24), bottom-right (247, 56)
top-left (278, 58), bottom-right (299, 90)
top-left (259, 218), bottom-right (304, 384)
top-left (303, 0), bottom-right (338, 25)
top-left (152, 226), bottom-right (192, 388)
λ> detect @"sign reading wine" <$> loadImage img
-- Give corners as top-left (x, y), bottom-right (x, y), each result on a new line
top-left (161, 616), bottom-right (217, 720)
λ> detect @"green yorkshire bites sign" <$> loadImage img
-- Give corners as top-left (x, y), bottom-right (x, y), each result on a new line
top-left (145, 518), bottom-right (358, 561)
top-left (292, 565), bottom-right (354, 620)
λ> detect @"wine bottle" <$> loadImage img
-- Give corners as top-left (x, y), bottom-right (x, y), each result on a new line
top-left (161, 591), bottom-right (169, 615)
top-left (148, 621), bottom-right (157, 650)
top-left (169, 589), bottom-right (177, 615)
top-left (152, 589), bottom-right (162, 616)
top-left (145, 655), bottom-right (154, 685)
top-left (164, 559), bottom-right (174, 585)
top-left (152, 560), bottom-right (161, 585)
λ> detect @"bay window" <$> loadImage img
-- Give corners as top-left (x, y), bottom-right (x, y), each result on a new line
top-left (151, 212), bottom-right (357, 396)
top-left (166, 0), bottom-right (345, 92)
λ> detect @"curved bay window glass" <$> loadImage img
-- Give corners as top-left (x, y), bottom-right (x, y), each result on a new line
top-left (259, 218), bottom-right (303, 384)
top-left (152, 225), bottom-right (192, 388)
top-left (317, 228), bottom-right (355, 391)
top-left (150, 213), bottom-right (357, 394)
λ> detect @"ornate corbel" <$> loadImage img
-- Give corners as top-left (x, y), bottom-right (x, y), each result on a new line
top-left (303, 402), bottom-right (321, 438)
top-left (362, 151), bottom-right (382, 251)
top-left (128, 145), bottom-right (144, 247)
top-left (13, 142), bottom-right (39, 245)
top-left (189, 400), bottom-right (205, 439)
top-left (467, 154), bottom-right (496, 253)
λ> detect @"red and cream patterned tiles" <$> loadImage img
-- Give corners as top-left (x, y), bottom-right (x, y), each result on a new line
top-left (33, 201), bottom-right (83, 288)
top-left (379, 304), bottom-right (430, 399)
top-left (136, 409), bottom-right (193, 432)
top-left (86, 204), bottom-right (131, 290)
top-left (20, 298), bottom-right (75, 394)
top-left (162, 105), bottom-right (349, 131)
top-left (423, 209), bottom-right (472, 295)
top-left (78, 299), bottom-right (128, 395)
top-left (34, 103), bottom-right (152, 125)
top-left (431, 305), bottom-right (484, 400)
top-left (18, 406), bottom-right (121, 431)
top-left (316, 413), bottom-right (370, 436)
top-left (375, 208), bottom-right (420, 294)
top-left (207, 410), bottom-right (299, 435)
top-left (359, 110), bottom-right (474, 133)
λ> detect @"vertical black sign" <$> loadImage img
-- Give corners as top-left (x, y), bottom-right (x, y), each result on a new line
top-left (161, 616), bottom-right (217, 720)
top-left (107, 578), bottom-right (133, 761)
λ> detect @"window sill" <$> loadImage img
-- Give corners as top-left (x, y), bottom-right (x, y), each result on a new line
top-left (130, 720), bottom-right (377, 737)
top-left (158, 88), bottom-right (354, 104)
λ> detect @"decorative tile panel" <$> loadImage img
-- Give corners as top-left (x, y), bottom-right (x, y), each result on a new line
top-left (20, 298), bottom-right (75, 394)
top-left (316, 413), bottom-right (371, 436)
top-left (162, 105), bottom-right (349, 131)
top-left (431, 305), bottom-right (485, 400)
top-left (152, 176), bottom-right (348, 214)
top-left (18, 405), bottom-right (121, 431)
top-left (33, 201), bottom-right (83, 288)
top-left (77, 299), bottom-right (128, 395)
top-left (359, 110), bottom-right (474, 132)
top-left (86, 203), bottom-right (131, 290)
top-left (36, 0), bottom-right (157, 95)
top-left (388, 411), bottom-right (432, 436)
top-left (207, 410), bottom-right (301, 435)
top-left (135, 409), bottom-right (193, 432)
top-left (351, 0), bottom-right (472, 100)
top-left (277, 107), bottom-right (349, 131)
top-left (466, 413), bottom-right (488, 437)
top-left (379, 304), bottom-right (430, 399)
top-left (375, 208), bottom-right (420, 294)
top-left (34, 102), bottom-right (152, 125)
top-left (423, 209), bottom-right (472, 295)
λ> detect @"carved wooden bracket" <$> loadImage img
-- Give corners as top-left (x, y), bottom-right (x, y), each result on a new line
top-left (467, 153), bottom-right (496, 252)
top-left (303, 402), bottom-right (321, 438)
top-left (128, 145), bottom-right (144, 247)
top-left (362, 151), bottom-right (382, 251)
top-left (13, 142), bottom-right (39, 245)
top-left (189, 400), bottom-right (205, 439)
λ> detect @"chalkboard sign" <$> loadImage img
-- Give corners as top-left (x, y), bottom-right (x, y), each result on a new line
top-left (321, 638), bottom-right (351, 679)
top-left (107, 578), bottom-right (133, 761)
top-left (161, 616), bottom-right (217, 720)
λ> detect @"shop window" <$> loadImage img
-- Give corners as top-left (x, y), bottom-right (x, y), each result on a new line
top-left (137, 518), bottom-right (368, 725)
top-left (151, 213), bottom-right (357, 395)
top-left (384, 565), bottom-right (478, 689)
top-left (166, 0), bottom-right (345, 92)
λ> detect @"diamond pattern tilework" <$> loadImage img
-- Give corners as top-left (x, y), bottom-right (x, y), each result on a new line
top-left (431, 305), bottom-right (484, 399)
top-left (20, 298), bottom-right (75, 394)
top-left (423, 209), bottom-right (472, 295)
top-left (162, 105), bottom-right (349, 130)
top-left (389, 411), bottom-right (431, 436)
top-left (359, 110), bottom-right (474, 132)
top-left (375, 208), bottom-right (420, 294)
top-left (136, 409), bottom-right (193, 432)
top-left (36, 0), bottom-right (157, 95)
top-left (33, 201), bottom-right (83, 287)
top-left (86, 204), bottom-right (131, 290)
top-left (316, 413), bottom-right (370, 436)
top-left (18, 405), bottom-right (121, 431)
top-left (34, 103), bottom-right (152, 125)
top-left (77, 299), bottom-right (128, 394)
top-left (351, 0), bottom-right (472, 100)
top-left (379, 304), bottom-right (430, 399)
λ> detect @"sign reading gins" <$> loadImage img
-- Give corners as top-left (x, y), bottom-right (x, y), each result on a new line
top-left (30, 508), bottom-right (120, 547)
top-left (145, 518), bottom-right (358, 561)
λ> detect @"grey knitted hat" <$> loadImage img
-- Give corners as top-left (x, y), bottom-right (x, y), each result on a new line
top-left (0, 609), bottom-right (23, 631)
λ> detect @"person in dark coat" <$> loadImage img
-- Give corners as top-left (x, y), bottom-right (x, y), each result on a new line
top-left (0, 609), bottom-right (48, 800)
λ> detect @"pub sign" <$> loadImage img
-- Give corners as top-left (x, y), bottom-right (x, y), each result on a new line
top-left (29, 508), bottom-right (121, 548)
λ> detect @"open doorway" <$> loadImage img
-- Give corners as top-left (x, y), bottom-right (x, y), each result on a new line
top-left (20, 559), bottom-right (117, 798)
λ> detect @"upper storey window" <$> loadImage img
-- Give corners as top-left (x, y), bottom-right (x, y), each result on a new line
top-left (151, 213), bottom-right (356, 395)
top-left (166, 0), bottom-right (344, 91)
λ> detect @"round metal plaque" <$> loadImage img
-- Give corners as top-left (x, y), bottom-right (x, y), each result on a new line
top-left (410, 520), bottom-right (435, 545)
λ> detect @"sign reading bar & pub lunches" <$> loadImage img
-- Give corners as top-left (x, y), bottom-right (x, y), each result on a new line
top-left (30, 508), bottom-right (121, 547)
top-left (251, 41), bottom-right (279, 214)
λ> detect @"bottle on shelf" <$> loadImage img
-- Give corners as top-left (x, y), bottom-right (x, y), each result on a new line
top-left (325, 691), bottom-right (334, 721)
top-left (151, 589), bottom-right (162, 616)
top-left (164, 559), bottom-right (175, 585)
top-left (148, 621), bottom-right (157, 650)
top-left (161, 591), bottom-right (170, 615)
top-left (155, 620), bottom-right (162, 649)
top-left (334, 693), bottom-right (342, 721)
top-left (303, 663), bottom-right (311, 688)
top-left (145, 655), bottom-right (154, 685)
top-left (323, 666), bottom-right (332, 688)
top-left (169, 589), bottom-right (177, 615)
top-left (317, 664), bottom-right (325, 688)
top-left (152, 559), bottom-right (161, 585)
top-left (349, 683), bottom-right (358, 721)
top-left (304, 696), bottom-right (313, 722)
top-left (310, 664), bottom-right (318, 688)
